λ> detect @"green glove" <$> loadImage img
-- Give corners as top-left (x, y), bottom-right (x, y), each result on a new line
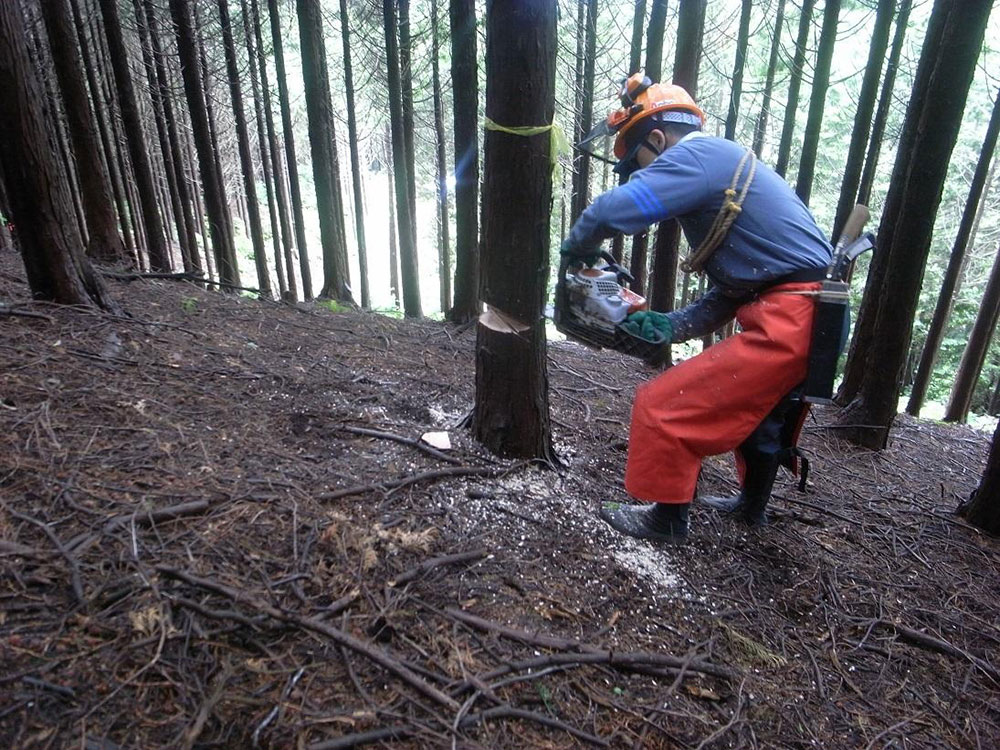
top-left (560, 239), bottom-right (599, 266)
top-left (625, 310), bottom-right (673, 343)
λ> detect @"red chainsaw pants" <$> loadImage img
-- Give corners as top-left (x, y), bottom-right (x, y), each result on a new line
top-left (624, 281), bottom-right (820, 504)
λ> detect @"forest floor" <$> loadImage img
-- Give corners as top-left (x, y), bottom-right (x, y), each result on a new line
top-left (1, 252), bottom-right (999, 750)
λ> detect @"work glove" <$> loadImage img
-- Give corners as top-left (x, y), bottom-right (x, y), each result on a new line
top-left (621, 310), bottom-right (673, 344)
top-left (559, 238), bottom-right (600, 266)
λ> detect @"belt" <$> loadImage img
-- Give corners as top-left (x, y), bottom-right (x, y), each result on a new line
top-left (772, 267), bottom-right (828, 285)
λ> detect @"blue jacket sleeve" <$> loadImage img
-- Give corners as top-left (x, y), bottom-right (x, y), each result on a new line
top-left (666, 286), bottom-right (751, 342)
top-left (566, 145), bottom-right (710, 253)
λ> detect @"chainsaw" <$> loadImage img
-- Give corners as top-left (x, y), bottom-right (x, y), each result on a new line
top-left (554, 250), bottom-right (671, 366)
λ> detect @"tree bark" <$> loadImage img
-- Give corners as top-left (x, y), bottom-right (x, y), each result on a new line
top-left (571, 0), bottom-right (598, 224)
top-left (97, 0), bottom-right (169, 270)
top-left (962, 420), bottom-right (1000, 534)
top-left (856, 0), bottom-right (912, 208)
top-left (644, 0), bottom-right (667, 82)
top-left (774, 0), bottom-right (814, 178)
top-left (649, 0), bottom-right (704, 313)
top-left (0, 0), bottom-right (115, 309)
top-left (907, 87), bottom-right (1000, 417)
top-left (339, 0), bottom-right (370, 309)
top-left (724, 0), bottom-right (752, 142)
top-left (169, 0), bottom-right (240, 287)
top-left (752, 0), bottom-right (785, 157)
top-left (386, 127), bottom-right (401, 309)
top-left (399, 0), bottom-right (418, 246)
top-left (218, 0), bottom-right (271, 298)
top-left (794, 0), bottom-right (840, 205)
top-left (430, 0), bottom-right (451, 314)
top-left (384, 0), bottom-right (422, 317)
top-left (40, 0), bottom-right (128, 267)
top-left (836, 0), bottom-right (992, 449)
top-left (628, 0), bottom-right (647, 76)
top-left (267, 0), bottom-right (312, 299)
top-left (474, 0), bottom-right (556, 462)
top-left (448, 0), bottom-right (480, 323)
top-left (838, 0), bottom-right (947, 404)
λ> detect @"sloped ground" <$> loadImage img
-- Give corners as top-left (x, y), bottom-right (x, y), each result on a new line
top-left (1, 253), bottom-right (998, 749)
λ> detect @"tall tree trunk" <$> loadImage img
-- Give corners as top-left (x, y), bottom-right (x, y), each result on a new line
top-left (961, 420), bottom-right (1000, 534)
top-left (628, 0), bottom-right (647, 75)
top-left (431, 0), bottom-right (451, 314)
top-left (399, 0), bottom-right (419, 246)
top-left (339, 0), bottom-right (369, 309)
top-left (474, 0), bottom-right (556, 462)
top-left (724, 0), bottom-right (752, 142)
top-left (945, 244), bottom-right (1000, 424)
top-left (794, 0), bottom-right (840, 205)
top-left (97, 0), bottom-right (169, 270)
top-left (649, 0), bottom-right (704, 313)
top-left (830, 0), bottom-right (893, 242)
top-left (907, 88), bottom-right (1000, 417)
top-left (250, 0), bottom-right (295, 300)
top-left (40, 0), bottom-right (128, 267)
top-left (838, 0), bottom-right (948, 405)
top-left (752, 0), bottom-right (785, 157)
top-left (267, 0), bottom-right (312, 299)
top-left (384, 0), bottom-right (422, 317)
top-left (218, 0), bottom-right (271, 298)
top-left (239, 0), bottom-right (286, 298)
top-left (644, 0), bottom-right (667, 81)
top-left (169, 0), bottom-right (241, 287)
top-left (774, 0), bottom-right (814, 178)
top-left (71, 0), bottom-right (136, 263)
top-left (835, 0), bottom-right (992, 449)
top-left (0, 0), bottom-right (115, 309)
top-left (386, 127), bottom-right (401, 310)
top-left (135, 0), bottom-right (200, 274)
top-left (448, 0), bottom-right (479, 322)
top-left (856, 0), bottom-right (912, 208)
top-left (571, 0), bottom-right (597, 223)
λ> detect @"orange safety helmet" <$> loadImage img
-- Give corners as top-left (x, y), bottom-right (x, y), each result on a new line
top-left (609, 74), bottom-right (704, 158)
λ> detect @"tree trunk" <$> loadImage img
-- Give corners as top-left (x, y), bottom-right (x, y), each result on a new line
top-left (250, 0), bottom-right (295, 300)
top-left (649, 0), bottom-right (704, 313)
top-left (962, 420), bottom-right (1000, 534)
top-left (384, 0), bottom-right (422, 317)
top-left (448, 0), bottom-right (480, 323)
top-left (399, 0), bottom-right (418, 247)
top-left (907, 87), bottom-right (1000, 417)
top-left (136, 0), bottom-right (201, 275)
top-left (856, 0), bottom-right (912, 208)
top-left (835, 0), bottom-right (992, 449)
top-left (0, 0), bottom-right (115, 309)
top-left (430, 0), bottom-right (451, 314)
top-left (97, 0), bottom-right (169, 271)
top-left (644, 0), bottom-right (667, 81)
top-left (339, 0), bottom-right (369, 309)
top-left (830, 0), bottom-right (893, 242)
top-left (839, 0), bottom-right (948, 405)
top-left (774, 0), bottom-right (814, 178)
top-left (752, 0), bottom-right (785, 157)
top-left (240, 0), bottom-right (286, 298)
top-left (218, 0), bottom-right (271, 298)
top-left (474, 0), bottom-right (556, 462)
top-left (387, 127), bottom-right (401, 310)
top-left (628, 0), bottom-right (647, 76)
top-left (267, 0), bottom-right (312, 299)
top-left (40, 0), bottom-right (128, 267)
top-left (794, 0), bottom-right (840, 205)
top-left (571, 0), bottom-right (597, 224)
top-left (724, 0), bottom-right (752, 142)
top-left (169, 0), bottom-right (240, 287)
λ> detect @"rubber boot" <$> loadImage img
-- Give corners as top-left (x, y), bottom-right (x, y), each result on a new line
top-left (599, 501), bottom-right (689, 543)
top-left (701, 455), bottom-right (780, 526)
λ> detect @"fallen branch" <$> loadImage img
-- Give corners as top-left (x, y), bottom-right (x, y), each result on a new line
top-left (157, 566), bottom-right (460, 711)
top-left (317, 466), bottom-right (504, 501)
top-left (874, 619), bottom-right (1000, 684)
top-left (102, 269), bottom-right (263, 296)
top-left (308, 725), bottom-right (417, 750)
top-left (458, 706), bottom-right (609, 747)
top-left (9, 510), bottom-right (85, 604)
top-left (444, 608), bottom-right (736, 681)
top-left (335, 425), bottom-right (462, 466)
top-left (389, 549), bottom-right (488, 588)
top-left (0, 304), bottom-right (54, 323)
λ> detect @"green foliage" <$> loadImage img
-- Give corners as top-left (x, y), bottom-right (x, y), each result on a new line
top-left (317, 298), bottom-right (346, 313)
top-left (180, 297), bottom-right (198, 314)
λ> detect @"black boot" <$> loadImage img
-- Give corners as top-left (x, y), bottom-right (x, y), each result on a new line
top-left (701, 455), bottom-right (779, 526)
top-left (599, 501), bottom-right (689, 543)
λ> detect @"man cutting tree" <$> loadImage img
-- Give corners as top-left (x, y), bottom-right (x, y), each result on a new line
top-left (561, 74), bottom-right (832, 543)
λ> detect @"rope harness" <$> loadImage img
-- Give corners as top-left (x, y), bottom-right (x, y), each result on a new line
top-left (680, 148), bottom-right (758, 274)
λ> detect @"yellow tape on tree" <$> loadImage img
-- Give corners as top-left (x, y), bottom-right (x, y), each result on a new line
top-left (483, 117), bottom-right (570, 171)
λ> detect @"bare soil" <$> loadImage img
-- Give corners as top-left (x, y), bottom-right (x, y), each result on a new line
top-left (1, 254), bottom-right (998, 749)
